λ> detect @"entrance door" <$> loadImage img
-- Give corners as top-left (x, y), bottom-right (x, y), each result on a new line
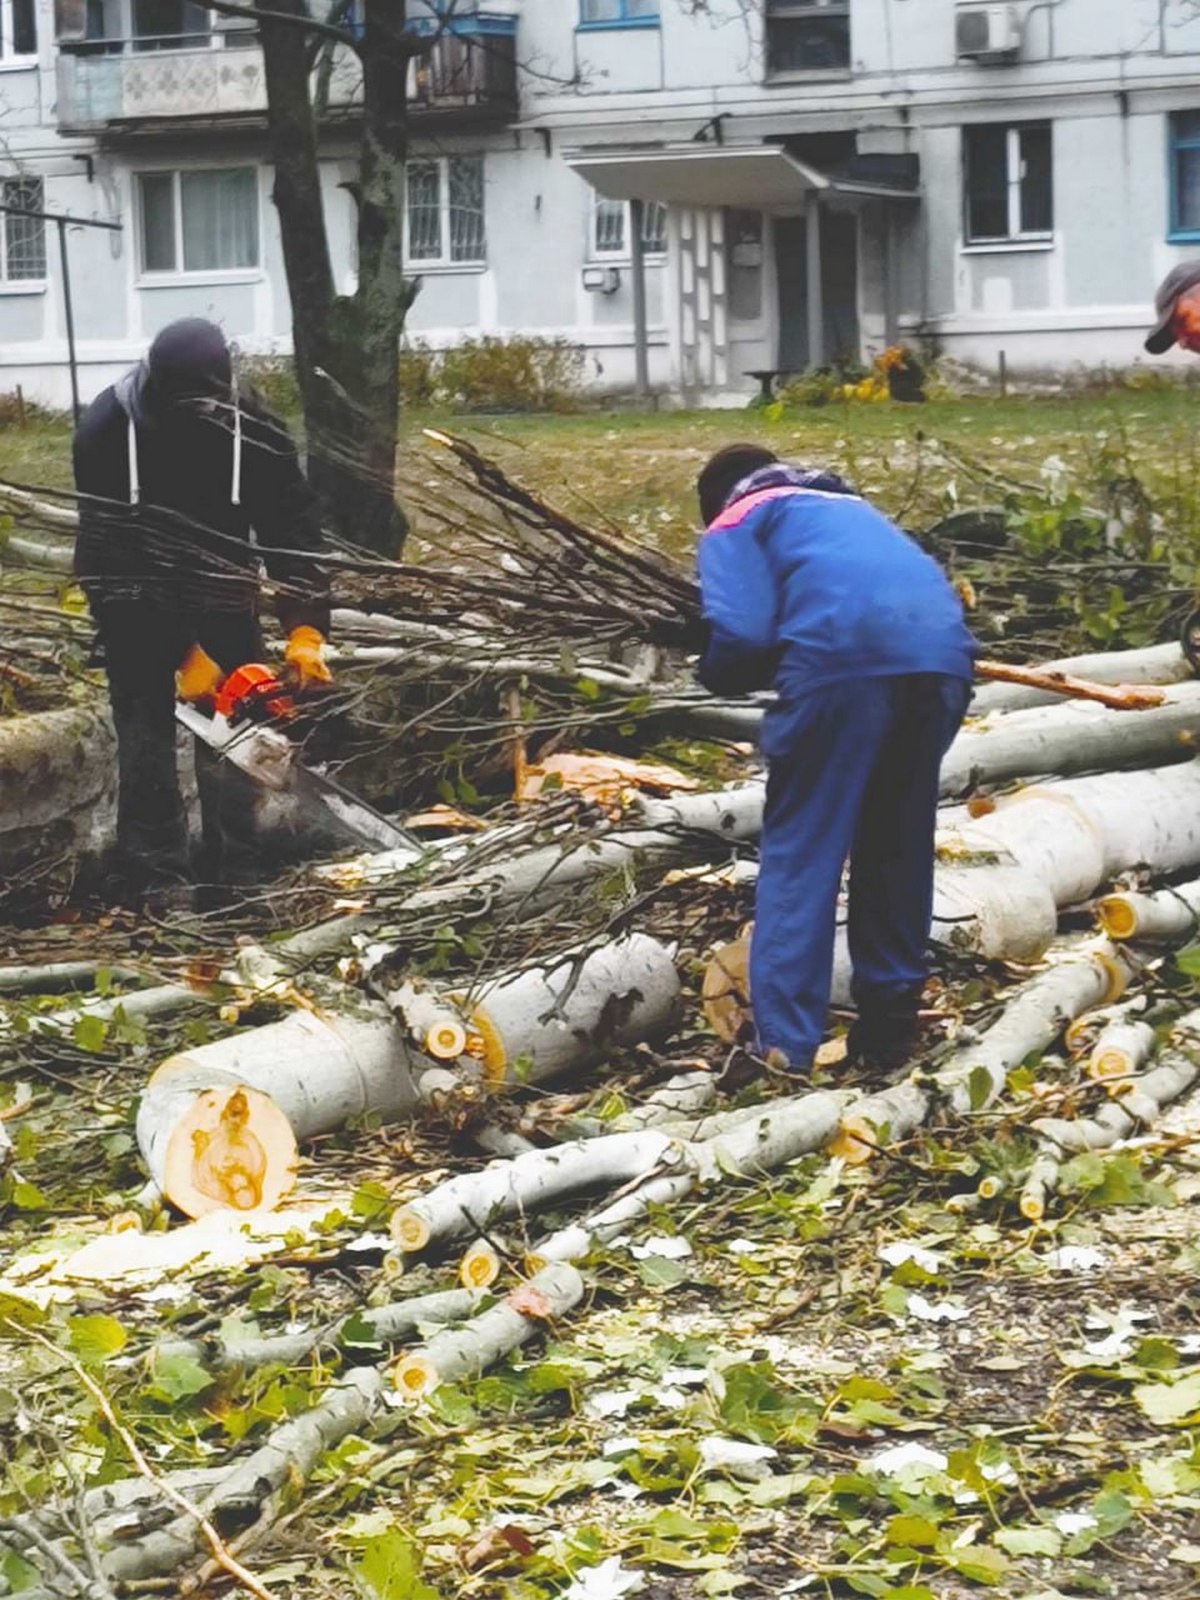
top-left (775, 209), bottom-right (860, 371)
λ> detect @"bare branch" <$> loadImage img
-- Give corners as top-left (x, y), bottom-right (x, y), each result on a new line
top-left (206, 0), bottom-right (358, 50)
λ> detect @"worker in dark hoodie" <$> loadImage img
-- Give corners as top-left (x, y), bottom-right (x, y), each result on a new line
top-left (73, 318), bottom-right (332, 897)
top-left (695, 444), bottom-right (977, 1075)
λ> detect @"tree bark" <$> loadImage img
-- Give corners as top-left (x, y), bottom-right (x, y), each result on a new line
top-left (253, 0), bottom-right (411, 556)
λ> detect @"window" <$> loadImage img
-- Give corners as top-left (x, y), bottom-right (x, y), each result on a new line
top-left (765, 0), bottom-right (850, 75)
top-left (963, 122), bottom-right (1052, 245)
top-left (1, 177), bottom-right (45, 282)
top-left (1170, 111), bottom-right (1200, 239)
top-left (132, 0), bottom-right (210, 52)
top-left (0, 0), bottom-right (37, 60)
top-left (579, 0), bottom-right (660, 26)
top-left (138, 168), bottom-right (260, 275)
top-left (405, 157), bottom-right (486, 267)
top-left (591, 195), bottom-right (668, 258)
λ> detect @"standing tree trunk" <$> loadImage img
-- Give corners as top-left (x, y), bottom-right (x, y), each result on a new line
top-left (252, 0), bottom-right (414, 556)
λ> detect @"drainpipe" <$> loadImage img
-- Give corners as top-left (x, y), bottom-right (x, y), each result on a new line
top-left (805, 189), bottom-right (825, 368)
top-left (630, 196), bottom-right (650, 399)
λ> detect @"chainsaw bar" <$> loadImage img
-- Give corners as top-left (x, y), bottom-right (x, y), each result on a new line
top-left (176, 702), bottom-right (424, 858)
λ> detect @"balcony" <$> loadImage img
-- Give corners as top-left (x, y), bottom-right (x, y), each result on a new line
top-left (55, 13), bottom-right (518, 137)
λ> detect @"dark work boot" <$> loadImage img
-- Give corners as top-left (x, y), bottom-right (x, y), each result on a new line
top-left (846, 996), bottom-right (922, 1078)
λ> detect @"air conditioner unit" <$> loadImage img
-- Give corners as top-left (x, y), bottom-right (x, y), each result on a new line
top-left (956, 3), bottom-right (1021, 63)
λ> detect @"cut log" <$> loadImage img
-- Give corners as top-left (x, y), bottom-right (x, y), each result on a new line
top-left (826, 1083), bottom-right (931, 1164)
top-left (390, 1128), bottom-right (681, 1253)
top-left (971, 642), bottom-right (1192, 715)
top-left (0, 705), bottom-right (115, 833)
top-left (1096, 878), bottom-right (1200, 943)
top-left (139, 936), bottom-right (680, 1216)
top-left (974, 659), bottom-right (1166, 712)
top-left (1088, 1019), bottom-right (1157, 1084)
top-left (703, 763), bottom-right (1200, 1023)
top-left (527, 1089), bottom-right (850, 1269)
top-left (447, 932), bottom-right (681, 1082)
top-left (934, 940), bottom-right (1138, 1115)
top-left (652, 672), bottom-right (1200, 795)
top-left (1033, 1044), bottom-right (1200, 1155)
top-left (153, 1288), bottom-right (482, 1372)
top-left (938, 683), bottom-right (1200, 797)
top-left (0, 961), bottom-right (143, 995)
top-left (392, 1262), bottom-right (584, 1399)
top-left (98, 1366), bottom-right (387, 1586)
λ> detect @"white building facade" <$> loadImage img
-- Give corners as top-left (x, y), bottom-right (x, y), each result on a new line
top-left (2, 0), bottom-right (1200, 407)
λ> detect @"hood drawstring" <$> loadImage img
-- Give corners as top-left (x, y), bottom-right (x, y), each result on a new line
top-left (124, 384), bottom-right (242, 509)
top-left (127, 412), bottom-right (141, 506)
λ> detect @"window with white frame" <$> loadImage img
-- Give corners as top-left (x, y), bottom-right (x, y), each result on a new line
top-left (964, 122), bottom-right (1053, 245)
top-left (1, 177), bottom-right (45, 282)
top-left (0, 0), bottom-right (37, 61)
top-left (591, 195), bottom-right (667, 258)
top-left (405, 156), bottom-right (486, 267)
top-left (765, 0), bottom-right (850, 75)
top-left (138, 167), bottom-right (260, 275)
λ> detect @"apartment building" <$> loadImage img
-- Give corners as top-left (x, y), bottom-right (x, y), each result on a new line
top-left (2, 0), bottom-right (1200, 406)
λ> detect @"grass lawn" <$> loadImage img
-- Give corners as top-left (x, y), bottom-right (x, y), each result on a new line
top-left (5, 386), bottom-right (1200, 564)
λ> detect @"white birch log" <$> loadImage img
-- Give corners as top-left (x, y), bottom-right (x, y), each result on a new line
top-left (99, 1366), bottom-right (387, 1585)
top-left (1096, 878), bottom-right (1200, 942)
top-left (1088, 1020), bottom-right (1157, 1083)
top-left (528, 1089), bottom-right (850, 1268)
top-left (562, 1070), bottom-right (717, 1137)
top-left (969, 642), bottom-right (1192, 715)
top-left (0, 961), bottom-right (143, 995)
top-left (1019, 1150), bottom-right (1061, 1224)
top-left (1063, 995), bottom-right (1148, 1055)
top-left (0, 705), bottom-right (115, 833)
top-left (935, 940), bottom-right (1138, 1114)
top-left (1033, 1053), bottom-right (1200, 1153)
top-left (827, 1083), bottom-right (932, 1164)
top-left (392, 1262), bottom-right (584, 1398)
top-left (716, 763), bottom-right (1200, 1017)
top-left (939, 682), bottom-right (1200, 797)
top-left (153, 1287), bottom-right (483, 1372)
top-left (390, 1128), bottom-right (682, 1252)
top-left (453, 932), bottom-right (680, 1081)
top-left (138, 936), bottom-right (680, 1216)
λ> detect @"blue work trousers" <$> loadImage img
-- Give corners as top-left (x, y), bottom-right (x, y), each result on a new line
top-left (751, 673), bottom-right (970, 1065)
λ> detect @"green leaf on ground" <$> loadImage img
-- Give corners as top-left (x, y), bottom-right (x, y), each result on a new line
top-left (67, 1314), bottom-right (128, 1364)
top-left (1134, 1371), bottom-right (1200, 1426)
top-left (147, 1351), bottom-right (215, 1404)
top-left (352, 1528), bottom-right (441, 1600)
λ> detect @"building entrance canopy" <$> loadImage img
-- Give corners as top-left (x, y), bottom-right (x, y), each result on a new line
top-left (564, 143), bottom-right (918, 211)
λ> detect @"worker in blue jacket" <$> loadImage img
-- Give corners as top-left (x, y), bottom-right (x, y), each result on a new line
top-left (695, 444), bottom-right (977, 1073)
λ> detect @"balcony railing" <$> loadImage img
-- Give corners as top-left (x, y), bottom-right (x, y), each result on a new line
top-left (56, 18), bottom-right (518, 134)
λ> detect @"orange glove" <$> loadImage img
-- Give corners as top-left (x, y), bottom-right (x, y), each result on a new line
top-left (1175, 288), bottom-right (1200, 353)
top-left (284, 625), bottom-right (333, 689)
top-left (176, 643), bottom-right (225, 704)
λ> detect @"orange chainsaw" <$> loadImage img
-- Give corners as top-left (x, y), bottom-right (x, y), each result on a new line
top-left (176, 662), bottom-right (423, 855)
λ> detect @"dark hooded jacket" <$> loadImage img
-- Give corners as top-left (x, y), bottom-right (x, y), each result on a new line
top-left (72, 319), bottom-right (329, 640)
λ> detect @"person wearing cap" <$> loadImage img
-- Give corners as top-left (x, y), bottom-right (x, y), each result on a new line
top-left (1145, 261), bottom-right (1200, 356)
top-left (72, 317), bottom-right (332, 897)
top-left (694, 444), bottom-right (977, 1076)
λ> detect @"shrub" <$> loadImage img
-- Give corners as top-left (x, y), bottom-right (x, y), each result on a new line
top-left (434, 335), bottom-right (585, 413)
top-left (238, 355), bottom-right (300, 416)
top-left (398, 340), bottom-right (439, 409)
